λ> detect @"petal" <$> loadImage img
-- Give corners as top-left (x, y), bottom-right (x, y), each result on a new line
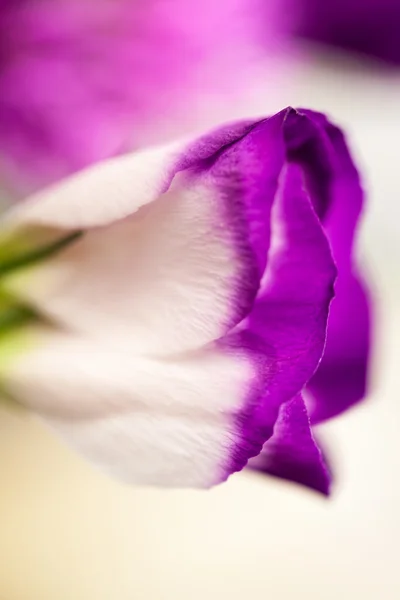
top-left (294, 110), bottom-right (371, 422)
top-left (0, 108), bottom-right (363, 491)
top-left (220, 159), bottom-right (336, 475)
top-left (0, 141), bottom-right (182, 231)
top-left (249, 394), bottom-right (331, 495)
top-left (0, 323), bottom-right (256, 488)
top-left (307, 270), bottom-right (370, 423)
top-left (0, 155), bottom-right (336, 488)
top-left (1, 116), bottom-right (285, 354)
top-left (0, 110), bottom-right (339, 488)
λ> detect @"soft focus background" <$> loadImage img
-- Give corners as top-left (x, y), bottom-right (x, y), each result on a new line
top-left (1, 4), bottom-right (400, 599)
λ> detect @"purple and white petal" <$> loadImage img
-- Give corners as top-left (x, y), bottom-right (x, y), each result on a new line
top-left (0, 153), bottom-right (336, 488)
top-left (219, 158), bottom-right (336, 477)
top-left (0, 324), bottom-right (255, 487)
top-left (0, 108), bottom-right (367, 491)
top-left (0, 117), bottom-right (285, 354)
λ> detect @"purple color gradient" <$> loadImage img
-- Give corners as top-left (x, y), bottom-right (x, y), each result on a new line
top-left (292, 0), bottom-right (400, 64)
top-left (300, 110), bottom-right (371, 423)
top-left (181, 107), bottom-right (370, 492)
top-left (0, 0), bottom-right (267, 197)
top-left (250, 394), bottom-right (331, 495)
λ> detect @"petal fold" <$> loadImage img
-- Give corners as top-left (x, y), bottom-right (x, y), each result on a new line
top-left (0, 116), bottom-right (285, 354)
top-left (249, 394), bottom-right (331, 495)
top-left (0, 108), bottom-right (367, 491)
top-left (221, 156), bottom-right (336, 478)
top-left (295, 110), bottom-right (371, 423)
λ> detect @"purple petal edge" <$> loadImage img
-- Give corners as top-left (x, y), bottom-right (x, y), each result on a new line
top-left (299, 110), bottom-right (371, 423)
top-left (249, 394), bottom-right (331, 495)
top-left (307, 272), bottom-right (370, 423)
top-left (209, 110), bottom-right (338, 484)
top-left (191, 107), bottom-right (368, 490)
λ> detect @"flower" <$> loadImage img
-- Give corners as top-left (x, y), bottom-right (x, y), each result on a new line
top-left (289, 0), bottom-right (400, 64)
top-left (0, 107), bottom-right (370, 493)
top-left (0, 0), bottom-right (278, 198)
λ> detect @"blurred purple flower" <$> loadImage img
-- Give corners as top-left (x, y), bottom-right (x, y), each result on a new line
top-left (0, 107), bottom-right (370, 494)
top-left (0, 0), bottom-right (280, 197)
top-left (290, 0), bottom-right (400, 64)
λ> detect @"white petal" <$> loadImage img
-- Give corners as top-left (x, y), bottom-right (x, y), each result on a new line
top-left (4, 174), bottom-right (255, 354)
top-left (1, 142), bottom-right (182, 231)
top-left (1, 119), bottom-right (276, 354)
top-left (2, 325), bottom-right (254, 488)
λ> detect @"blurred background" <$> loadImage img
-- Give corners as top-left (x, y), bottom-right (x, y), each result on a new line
top-left (0, 1), bottom-right (400, 598)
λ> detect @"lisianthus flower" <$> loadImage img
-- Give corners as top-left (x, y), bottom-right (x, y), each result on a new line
top-left (0, 0), bottom-right (281, 198)
top-left (289, 0), bottom-right (400, 64)
top-left (0, 107), bottom-right (370, 494)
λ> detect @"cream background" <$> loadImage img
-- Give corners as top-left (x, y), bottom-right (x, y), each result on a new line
top-left (1, 49), bottom-right (400, 599)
